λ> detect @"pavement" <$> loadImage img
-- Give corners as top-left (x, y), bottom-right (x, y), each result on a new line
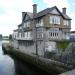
top-left (59, 69), bottom-right (75, 75)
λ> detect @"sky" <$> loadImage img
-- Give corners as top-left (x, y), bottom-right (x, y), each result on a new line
top-left (0, 0), bottom-right (75, 36)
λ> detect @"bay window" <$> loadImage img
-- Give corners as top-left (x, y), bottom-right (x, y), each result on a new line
top-left (49, 16), bottom-right (60, 24)
top-left (24, 31), bottom-right (31, 38)
top-left (63, 20), bottom-right (69, 26)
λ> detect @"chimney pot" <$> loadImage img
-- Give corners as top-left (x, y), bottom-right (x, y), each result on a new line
top-left (62, 8), bottom-right (66, 14)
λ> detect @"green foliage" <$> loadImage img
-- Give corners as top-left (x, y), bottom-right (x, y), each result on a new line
top-left (57, 40), bottom-right (69, 52)
top-left (9, 34), bottom-right (12, 40)
top-left (0, 34), bottom-right (2, 40)
top-left (45, 51), bottom-right (56, 59)
top-left (72, 48), bottom-right (75, 52)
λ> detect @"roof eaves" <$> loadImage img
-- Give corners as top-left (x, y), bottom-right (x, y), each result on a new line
top-left (18, 24), bottom-right (22, 27)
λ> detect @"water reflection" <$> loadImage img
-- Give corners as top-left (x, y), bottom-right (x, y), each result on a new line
top-left (0, 40), bottom-right (15, 75)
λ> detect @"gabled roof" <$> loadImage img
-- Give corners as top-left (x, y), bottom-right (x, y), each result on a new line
top-left (27, 12), bottom-right (33, 19)
top-left (35, 6), bottom-right (71, 20)
top-left (18, 24), bottom-right (22, 27)
top-left (23, 12), bottom-right (33, 21)
top-left (13, 29), bottom-right (18, 32)
top-left (62, 14), bottom-right (71, 20)
top-left (22, 6), bottom-right (71, 20)
top-left (36, 6), bottom-right (56, 18)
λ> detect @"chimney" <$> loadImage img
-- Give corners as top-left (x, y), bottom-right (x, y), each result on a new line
top-left (22, 12), bottom-right (26, 21)
top-left (62, 8), bottom-right (66, 14)
top-left (33, 4), bottom-right (37, 18)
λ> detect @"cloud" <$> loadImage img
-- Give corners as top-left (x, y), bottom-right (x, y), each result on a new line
top-left (43, 0), bottom-right (70, 10)
top-left (0, 0), bottom-right (33, 12)
top-left (0, 0), bottom-right (33, 36)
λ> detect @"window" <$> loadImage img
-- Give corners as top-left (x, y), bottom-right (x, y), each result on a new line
top-left (24, 23), bottom-right (26, 28)
top-left (24, 31), bottom-right (31, 38)
top-left (19, 26), bottom-right (22, 29)
top-left (36, 19), bottom-right (43, 27)
top-left (27, 22), bottom-right (30, 27)
top-left (48, 32), bottom-right (58, 38)
top-left (63, 20), bottom-right (69, 26)
top-left (28, 32), bottom-right (31, 37)
top-left (49, 16), bottom-right (60, 24)
top-left (51, 33), bottom-right (52, 36)
top-left (25, 32), bottom-right (27, 38)
top-left (19, 33), bottom-right (21, 38)
top-left (24, 21), bottom-right (30, 28)
top-left (37, 28), bottom-right (43, 39)
top-left (40, 19), bottom-right (43, 26)
top-left (55, 33), bottom-right (56, 36)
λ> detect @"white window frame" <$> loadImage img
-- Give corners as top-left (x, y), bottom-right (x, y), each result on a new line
top-left (27, 22), bottom-right (30, 27)
top-left (24, 23), bottom-right (26, 28)
top-left (49, 16), bottom-right (60, 24)
top-left (63, 20), bottom-right (69, 26)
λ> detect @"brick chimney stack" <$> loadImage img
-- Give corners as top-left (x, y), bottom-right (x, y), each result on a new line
top-left (22, 12), bottom-right (26, 21)
top-left (62, 8), bottom-right (66, 14)
top-left (33, 4), bottom-right (37, 18)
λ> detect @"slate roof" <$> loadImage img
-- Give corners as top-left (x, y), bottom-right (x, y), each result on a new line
top-left (23, 6), bottom-right (71, 20)
top-left (36, 6), bottom-right (56, 18)
top-left (27, 12), bottom-right (33, 19)
top-left (18, 24), bottom-right (22, 27)
top-left (62, 14), bottom-right (71, 20)
top-left (13, 29), bottom-right (18, 32)
top-left (36, 6), bottom-right (71, 20)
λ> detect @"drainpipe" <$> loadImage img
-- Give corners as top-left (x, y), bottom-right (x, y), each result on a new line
top-left (33, 4), bottom-right (38, 55)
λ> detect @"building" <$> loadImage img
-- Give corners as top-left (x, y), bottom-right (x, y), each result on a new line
top-left (70, 31), bottom-right (75, 41)
top-left (13, 4), bottom-right (71, 56)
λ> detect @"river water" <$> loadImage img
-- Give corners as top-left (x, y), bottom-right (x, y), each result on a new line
top-left (0, 40), bottom-right (51, 75)
top-left (0, 40), bottom-right (16, 75)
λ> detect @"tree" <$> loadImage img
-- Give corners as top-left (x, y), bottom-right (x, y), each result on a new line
top-left (0, 34), bottom-right (2, 40)
top-left (9, 34), bottom-right (12, 40)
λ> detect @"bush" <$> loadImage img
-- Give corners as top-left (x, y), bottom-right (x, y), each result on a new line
top-left (57, 40), bottom-right (69, 52)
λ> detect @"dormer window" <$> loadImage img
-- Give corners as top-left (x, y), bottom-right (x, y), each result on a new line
top-left (63, 20), bottom-right (69, 26)
top-left (49, 16), bottom-right (60, 24)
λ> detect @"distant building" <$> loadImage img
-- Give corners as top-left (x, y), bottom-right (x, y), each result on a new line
top-left (70, 31), bottom-right (75, 41)
top-left (13, 4), bottom-right (71, 56)
top-left (0, 34), bottom-right (2, 40)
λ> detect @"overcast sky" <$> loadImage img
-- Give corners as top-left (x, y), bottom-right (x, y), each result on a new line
top-left (0, 0), bottom-right (75, 36)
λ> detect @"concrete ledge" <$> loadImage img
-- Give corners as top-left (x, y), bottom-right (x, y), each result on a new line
top-left (59, 69), bottom-right (75, 75)
top-left (2, 43), bottom-right (72, 75)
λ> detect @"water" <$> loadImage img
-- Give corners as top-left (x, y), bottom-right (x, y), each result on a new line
top-left (0, 40), bottom-right (15, 75)
top-left (0, 40), bottom-right (51, 75)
